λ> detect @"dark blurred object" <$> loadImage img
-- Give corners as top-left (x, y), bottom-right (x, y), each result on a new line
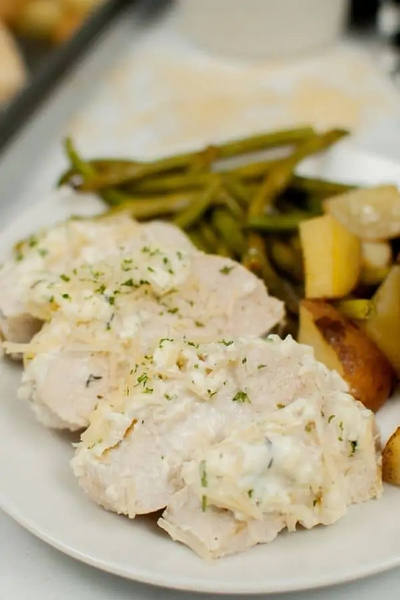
top-left (350, 0), bottom-right (380, 28)
top-left (376, 0), bottom-right (400, 79)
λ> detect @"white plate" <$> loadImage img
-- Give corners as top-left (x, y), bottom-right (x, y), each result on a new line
top-left (1, 149), bottom-right (400, 595)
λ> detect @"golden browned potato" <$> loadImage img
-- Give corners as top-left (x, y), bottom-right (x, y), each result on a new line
top-left (299, 299), bottom-right (395, 413)
top-left (51, 11), bottom-right (81, 44)
top-left (0, 0), bottom-right (29, 24)
top-left (299, 214), bottom-right (361, 299)
top-left (364, 266), bottom-right (400, 376)
top-left (60, 0), bottom-right (104, 17)
top-left (15, 0), bottom-right (63, 38)
top-left (324, 185), bottom-right (400, 241)
top-left (382, 428), bottom-right (400, 485)
top-left (0, 22), bottom-right (27, 105)
top-left (360, 241), bottom-right (392, 285)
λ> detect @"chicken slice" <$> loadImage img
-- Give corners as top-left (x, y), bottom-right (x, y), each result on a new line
top-left (159, 395), bottom-right (381, 559)
top-left (17, 251), bottom-right (283, 431)
top-left (72, 336), bottom-right (381, 540)
top-left (0, 213), bottom-right (193, 345)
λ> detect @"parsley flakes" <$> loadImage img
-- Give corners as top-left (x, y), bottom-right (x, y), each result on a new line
top-left (200, 460), bottom-right (208, 488)
top-left (219, 265), bottom-right (234, 275)
top-left (232, 391), bottom-right (251, 404)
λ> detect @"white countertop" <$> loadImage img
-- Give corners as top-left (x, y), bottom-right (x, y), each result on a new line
top-left (1, 5), bottom-right (400, 598)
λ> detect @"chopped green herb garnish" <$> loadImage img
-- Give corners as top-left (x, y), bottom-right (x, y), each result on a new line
top-left (232, 391), bottom-right (251, 403)
top-left (219, 265), bottom-right (234, 275)
top-left (207, 389), bottom-right (217, 398)
top-left (305, 423), bottom-right (313, 433)
top-left (247, 489), bottom-right (253, 498)
top-left (38, 248), bottom-right (48, 257)
top-left (60, 274), bottom-right (70, 282)
top-left (164, 393), bottom-right (171, 401)
top-left (122, 279), bottom-right (135, 288)
top-left (242, 357), bottom-right (247, 365)
top-left (219, 339), bottom-right (234, 346)
top-left (28, 236), bottom-right (38, 248)
top-left (96, 284), bottom-right (106, 295)
top-left (136, 373), bottom-right (149, 387)
top-left (107, 295), bottom-right (115, 306)
top-left (349, 440), bottom-right (358, 457)
top-left (187, 340), bottom-right (199, 348)
top-left (200, 460), bottom-right (208, 487)
top-left (86, 374), bottom-right (103, 388)
top-left (258, 364), bottom-right (267, 370)
top-left (195, 321), bottom-right (204, 328)
top-left (106, 313), bottom-right (115, 331)
top-left (62, 293), bottom-right (71, 300)
top-left (201, 495), bottom-right (207, 512)
top-left (167, 307), bottom-right (179, 314)
top-left (159, 337), bottom-right (173, 348)
top-left (328, 415), bottom-right (335, 424)
top-left (168, 268), bottom-right (175, 275)
top-left (277, 403), bottom-right (285, 409)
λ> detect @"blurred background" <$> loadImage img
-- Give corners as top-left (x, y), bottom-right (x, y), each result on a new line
top-left (0, 0), bottom-right (400, 139)
top-left (0, 0), bottom-right (106, 105)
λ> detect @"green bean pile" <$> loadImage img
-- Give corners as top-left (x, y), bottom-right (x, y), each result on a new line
top-left (59, 126), bottom-right (354, 337)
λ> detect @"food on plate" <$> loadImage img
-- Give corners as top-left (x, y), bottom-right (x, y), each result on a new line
top-left (13, 243), bottom-right (283, 431)
top-left (324, 185), bottom-right (400, 241)
top-left (0, 212), bottom-right (193, 345)
top-left (298, 300), bottom-right (394, 412)
top-left (72, 335), bottom-right (382, 559)
top-left (364, 266), bottom-right (400, 376)
top-left (382, 428), bottom-right (400, 486)
top-left (361, 241), bottom-right (392, 272)
top-left (52, 127), bottom-right (400, 410)
top-left (7, 0), bottom-right (105, 45)
top-left (299, 214), bottom-right (361, 299)
top-left (0, 22), bottom-right (27, 105)
top-left (59, 128), bottom-right (350, 327)
top-left (2, 123), bottom-right (400, 562)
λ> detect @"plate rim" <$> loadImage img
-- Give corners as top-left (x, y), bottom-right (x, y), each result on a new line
top-left (1, 491), bottom-right (400, 595)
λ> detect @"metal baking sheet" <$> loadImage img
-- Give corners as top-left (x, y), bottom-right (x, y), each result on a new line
top-left (0, 0), bottom-right (135, 154)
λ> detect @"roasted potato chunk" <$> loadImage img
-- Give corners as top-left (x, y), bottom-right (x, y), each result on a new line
top-left (364, 266), bottom-right (400, 376)
top-left (382, 428), bottom-right (400, 486)
top-left (324, 185), bottom-right (400, 241)
top-left (360, 241), bottom-right (392, 285)
top-left (299, 214), bottom-right (361, 299)
top-left (299, 299), bottom-right (395, 412)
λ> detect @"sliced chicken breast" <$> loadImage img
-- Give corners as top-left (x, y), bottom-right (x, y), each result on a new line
top-left (72, 336), bottom-right (381, 545)
top-left (0, 214), bottom-right (193, 345)
top-left (159, 397), bottom-right (381, 559)
top-left (17, 250), bottom-right (283, 431)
